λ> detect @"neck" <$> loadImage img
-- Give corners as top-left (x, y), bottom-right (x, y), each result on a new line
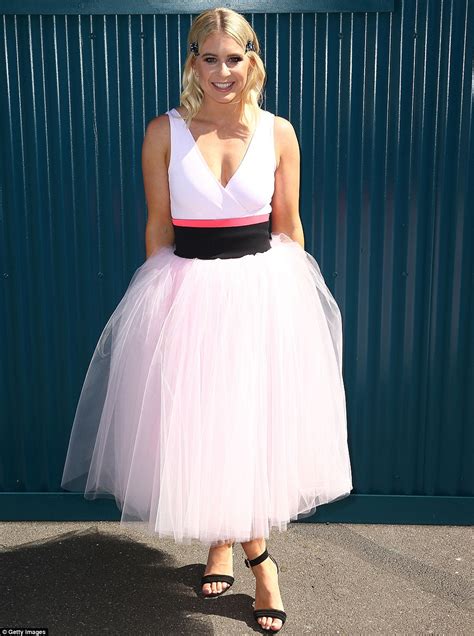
top-left (196, 100), bottom-right (253, 126)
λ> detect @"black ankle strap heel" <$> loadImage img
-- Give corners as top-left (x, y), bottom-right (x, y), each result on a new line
top-left (200, 541), bottom-right (235, 599)
top-left (244, 548), bottom-right (287, 632)
top-left (244, 547), bottom-right (279, 573)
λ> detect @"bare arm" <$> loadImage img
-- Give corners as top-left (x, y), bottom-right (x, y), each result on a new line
top-left (142, 115), bottom-right (175, 259)
top-left (270, 116), bottom-right (305, 249)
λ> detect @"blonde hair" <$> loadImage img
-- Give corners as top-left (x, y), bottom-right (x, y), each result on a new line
top-left (179, 7), bottom-right (267, 128)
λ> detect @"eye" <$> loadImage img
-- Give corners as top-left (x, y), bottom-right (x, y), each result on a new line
top-left (203, 56), bottom-right (243, 64)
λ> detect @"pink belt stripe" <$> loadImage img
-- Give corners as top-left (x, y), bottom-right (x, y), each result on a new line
top-left (172, 213), bottom-right (269, 228)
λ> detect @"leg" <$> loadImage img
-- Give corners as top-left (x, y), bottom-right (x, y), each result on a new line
top-left (241, 538), bottom-right (285, 631)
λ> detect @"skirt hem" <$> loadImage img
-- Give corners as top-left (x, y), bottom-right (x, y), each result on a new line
top-left (74, 485), bottom-right (353, 546)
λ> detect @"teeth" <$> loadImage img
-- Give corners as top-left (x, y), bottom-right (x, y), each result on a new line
top-left (213, 82), bottom-right (233, 88)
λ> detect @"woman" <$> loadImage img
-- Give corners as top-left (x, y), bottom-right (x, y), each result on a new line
top-left (61, 6), bottom-right (353, 633)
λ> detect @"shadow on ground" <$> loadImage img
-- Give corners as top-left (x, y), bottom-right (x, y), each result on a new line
top-left (0, 526), bottom-right (260, 634)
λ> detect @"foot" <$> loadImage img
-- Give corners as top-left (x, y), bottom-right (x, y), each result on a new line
top-left (202, 542), bottom-right (234, 596)
top-left (251, 555), bottom-right (285, 631)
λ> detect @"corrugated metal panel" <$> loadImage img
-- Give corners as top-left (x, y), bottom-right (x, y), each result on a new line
top-left (0, 1), bottom-right (395, 15)
top-left (0, 1), bottom-right (472, 523)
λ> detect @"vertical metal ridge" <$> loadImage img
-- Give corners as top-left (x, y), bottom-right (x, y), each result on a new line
top-left (309, 12), bottom-right (317, 251)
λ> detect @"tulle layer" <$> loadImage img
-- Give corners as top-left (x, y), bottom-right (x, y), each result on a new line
top-left (60, 232), bottom-right (353, 546)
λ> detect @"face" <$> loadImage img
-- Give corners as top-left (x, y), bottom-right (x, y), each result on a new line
top-left (192, 32), bottom-right (253, 103)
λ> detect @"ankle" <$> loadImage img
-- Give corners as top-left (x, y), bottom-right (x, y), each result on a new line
top-left (241, 538), bottom-right (267, 562)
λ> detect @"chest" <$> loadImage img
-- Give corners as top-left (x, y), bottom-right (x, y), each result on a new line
top-left (184, 115), bottom-right (258, 189)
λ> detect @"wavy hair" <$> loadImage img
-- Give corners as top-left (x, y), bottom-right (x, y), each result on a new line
top-left (179, 7), bottom-right (266, 128)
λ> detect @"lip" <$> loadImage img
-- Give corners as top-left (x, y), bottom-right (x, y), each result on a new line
top-left (211, 82), bottom-right (235, 92)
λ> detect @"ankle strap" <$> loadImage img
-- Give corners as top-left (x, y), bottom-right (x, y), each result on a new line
top-left (244, 547), bottom-right (268, 568)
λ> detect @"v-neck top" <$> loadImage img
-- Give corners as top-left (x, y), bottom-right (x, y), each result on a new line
top-left (166, 107), bottom-right (277, 221)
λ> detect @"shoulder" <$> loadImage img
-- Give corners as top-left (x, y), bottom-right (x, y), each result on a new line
top-left (142, 112), bottom-right (172, 166)
top-left (271, 114), bottom-right (300, 169)
top-left (145, 112), bottom-right (171, 142)
top-left (273, 114), bottom-right (298, 144)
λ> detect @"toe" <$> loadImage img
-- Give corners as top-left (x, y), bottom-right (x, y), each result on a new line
top-left (270, 618), bottom-right (282, 630)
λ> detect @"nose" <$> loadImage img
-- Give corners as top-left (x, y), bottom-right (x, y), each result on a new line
top-left (216, 61), bottom-right (232, 75)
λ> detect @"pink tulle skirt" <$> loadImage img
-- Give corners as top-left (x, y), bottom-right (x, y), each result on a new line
top-left (60, 232), bottom-right (353, 546)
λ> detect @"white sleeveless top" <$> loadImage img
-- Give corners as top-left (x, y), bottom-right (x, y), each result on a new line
top-left (166, 108), bottom-right (276, 223)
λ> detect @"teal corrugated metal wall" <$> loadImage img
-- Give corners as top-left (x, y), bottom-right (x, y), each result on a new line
top-left (0, 1), bottom-right (472, 524)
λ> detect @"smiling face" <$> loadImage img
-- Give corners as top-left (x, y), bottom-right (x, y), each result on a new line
top-left (192, 31), bottom-right (253, 104)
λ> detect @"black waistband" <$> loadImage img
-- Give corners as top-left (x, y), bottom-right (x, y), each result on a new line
top-left (173, 220), bottom-right (271, 259)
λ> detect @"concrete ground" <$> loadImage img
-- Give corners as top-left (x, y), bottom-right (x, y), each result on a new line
top-left (0, 521), bottom-right (472, 635)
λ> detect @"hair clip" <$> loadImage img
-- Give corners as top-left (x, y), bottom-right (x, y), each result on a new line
top-left (190, 39), bottom-right (254, 56)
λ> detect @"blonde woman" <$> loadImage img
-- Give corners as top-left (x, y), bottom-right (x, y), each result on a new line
top-left (61, 6), bottom-right (353, 633)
